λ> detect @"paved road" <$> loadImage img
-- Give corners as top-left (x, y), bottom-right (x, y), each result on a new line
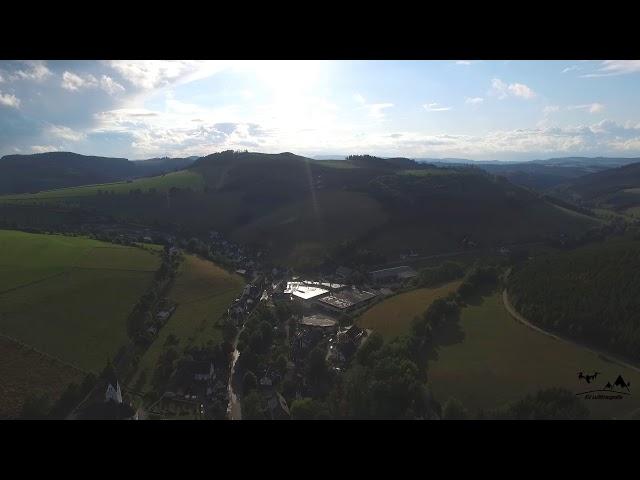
top-left (226, 288), bottom-right (264, 420)
top-left (374, 241), bottom-right (546, 270)
top-left (226, 328), bottom-right (243, 421)
top-left (502, 289), bottom-right (640, 375)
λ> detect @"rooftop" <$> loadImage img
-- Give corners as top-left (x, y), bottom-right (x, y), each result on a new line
top-left (300, 314), bottom-right (338, 328)
top-left (318, 288), bottom-right (377, 310)
top-left (284, 281), bottom-right (329, 300)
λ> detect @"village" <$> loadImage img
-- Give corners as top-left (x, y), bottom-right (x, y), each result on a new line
top-left (75, 223), bottom-right (425, 420)
top-left (58, 223), bottom-right (535, 420)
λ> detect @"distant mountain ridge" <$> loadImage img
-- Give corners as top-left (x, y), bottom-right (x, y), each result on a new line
top-left (413, 156), bottom-right (640, 167)
top-left (0, 152), bottom-right (199, 194)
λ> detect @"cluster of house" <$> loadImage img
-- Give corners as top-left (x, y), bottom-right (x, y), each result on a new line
top-left (250, 363), bottom-right (292, 419)
top-left (292, 312), bottom-right (367, 369)
top-left (461, 236), bottom-right (479, 248)
top-left (80, 224), bottom-right (175, 246)
top-left (79, 368), bottom-right (141, 420)
top-left (228, 282), bottom-right (263, 325)
top-left (399, 250), bottom-right (420, 260)
top-left (208, 230), bottom-right (262, 274)
top-left (147, 303), bottom-right (177, 337)
top-left (165, 360), bottom-right (227, 405)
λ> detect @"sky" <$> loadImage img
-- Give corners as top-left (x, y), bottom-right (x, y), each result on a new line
top-left (1, 60), bottom-right (640, 161)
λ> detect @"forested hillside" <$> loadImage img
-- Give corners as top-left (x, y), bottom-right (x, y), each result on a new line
top-left (508, 238), bottom-right (640, 360)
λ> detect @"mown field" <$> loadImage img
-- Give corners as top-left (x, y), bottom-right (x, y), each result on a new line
top-left (356, 281), bottom-right (461, 339)
top-left (427, 292), bottom-right (640, 419)
top-left (130, 254), bottom-right (245, 393)
top-left (0, 230), bottom-right (160, 372)
top-left (0, 170), bottom-right (204, 202)
top-left (0, 336), bottom-right (85, 418)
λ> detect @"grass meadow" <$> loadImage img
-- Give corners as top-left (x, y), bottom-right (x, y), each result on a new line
top-left (356, 281), bottom-right (461, 339)
top-left (0, 230), bottom-right (161, 372)
top-left (427, 292), bottom-right (640, 419)
top-left (130, 254), bottom-right (245, 393)
top-left (0, 170), bottom-right (204, 202)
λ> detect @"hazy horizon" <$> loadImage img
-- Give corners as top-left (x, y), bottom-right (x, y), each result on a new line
top-left (2, 60), bottom-right (640, 161)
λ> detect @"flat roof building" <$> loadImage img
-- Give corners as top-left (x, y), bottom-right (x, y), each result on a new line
top-left (369, 266), bottom-right (418, 282)
top-left (317, 287), bottom-right (377, 313)
top-left (284, 282), bottom-right (329, 301)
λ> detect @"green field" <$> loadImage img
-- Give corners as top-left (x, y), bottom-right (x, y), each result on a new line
top-left (0, 336), bottom-right (85, 418)
top-left (427, 292), bottom-right (640, 419)
top-left (0, 170), bottom-right (204, 202)
top-left (0, 230), bottom-right (160, 372)
top-left (357, 281), bottom-right (461, 339)
top-left (131, 254), bottom-right (245, 392)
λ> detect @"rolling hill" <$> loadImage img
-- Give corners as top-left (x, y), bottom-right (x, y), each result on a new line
top-left (470, 157), bottom-right (640, 192)
top-left (551, 161), bottom-right (640, 216)
top-left (0, 151), bottom-right (600, 268)
top-left (412, 156), bottom-right (640, 192)
top-left (0, 151), bottom-right (198, 194)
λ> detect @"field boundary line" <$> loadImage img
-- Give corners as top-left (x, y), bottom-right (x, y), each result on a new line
top-left (0, 270), bottom-right (68, 296)
top-left (502, 289), bottom-right (640, 375)
top-left (0, 332), bottom-right (90, 376)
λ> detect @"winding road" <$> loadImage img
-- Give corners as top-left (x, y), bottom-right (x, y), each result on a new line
top-left (502, 289), bottom-right (640, 375)
top-left (226, 326), bottom-right (244, 420)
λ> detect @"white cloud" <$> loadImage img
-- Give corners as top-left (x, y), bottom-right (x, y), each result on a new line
top-left (46, 124), bottom-right (86, 142)
top-left (490, 78), bottom-right (536, 100)
top-left (455, 60), bottom-right (472, 65)
top-left (332, 119), bottom-right (640, 160)
top-left (508, 82), bottom-right (535, 99)
top-left (353, 93), bottom-right (393, 120)
top-left (0, 73), bottom-right (4, 83)
top-left (368, 103), bottom-right (394, 119)
top-left (99, 75), bottom-right (125, 95)
top-left (465, 97), bottom-right (484, 105)
top-left (562, 65), bottom-right (580, 74)
top-left (62, 71), bottom-right (125, 96)
top-left (105, 60), bottom-right (230, 90)
top-left (543, 105), bottom-right (560, 114)
top-left (568, 103), bottom-right (605, 114)
top-left (0, 91), bottom-right (20, 109)
top-left (423, 102), bottom-right (452, 112)
top-left (31, 145), bottom-right (60, 153)
top-left (10, 61), bottom-right (51, 82)
top-left (582, 60), bottom-right (640, 78)
top-left (62, 71), bottom-right (98, 91)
